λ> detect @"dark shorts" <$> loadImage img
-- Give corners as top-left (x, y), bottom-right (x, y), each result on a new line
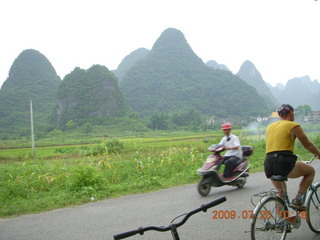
top-left (264, 151), bottom-right (297, 178)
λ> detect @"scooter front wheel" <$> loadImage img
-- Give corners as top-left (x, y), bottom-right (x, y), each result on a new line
top-left (197, 177), bottom-right (211, 196)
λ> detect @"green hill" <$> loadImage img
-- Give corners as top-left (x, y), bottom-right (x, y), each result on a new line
top-left (120, 28), bottom-right (269, 118)
top-left (0, 29), bottom-right (273, 138)
top-left (54, 65), bottom-right (128, 128)
top-left (0, 49), bottom-right (61, 136)
top-left (236, 60), bottom-right (278, 109)
top-left (112, 48), bottom-right (150, 81)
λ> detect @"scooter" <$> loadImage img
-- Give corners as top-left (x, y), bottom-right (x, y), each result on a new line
top-left (197, 144), bottom-right (253, 196)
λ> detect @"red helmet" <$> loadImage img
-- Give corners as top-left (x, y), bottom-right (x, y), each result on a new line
top-left (221, 122), bottom-right (232, 130)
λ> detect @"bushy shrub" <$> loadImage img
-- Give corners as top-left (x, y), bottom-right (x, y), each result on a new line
top-left (105, 139), bottom-right (124, 154)
top-left (68, 165), bottom-right (106, 193)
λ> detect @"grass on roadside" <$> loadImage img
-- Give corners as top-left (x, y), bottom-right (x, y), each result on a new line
top-left (0, 144), bottom-right (207, 216)
top-left (0, 132), bottom-right (318, 218)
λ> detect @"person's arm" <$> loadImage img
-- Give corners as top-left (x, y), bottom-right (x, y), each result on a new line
top-left (293, 125), bottom-right (320, 158)
top-left (225, 146), bottom-right (239, 150)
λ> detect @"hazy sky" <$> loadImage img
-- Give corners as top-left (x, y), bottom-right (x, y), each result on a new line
top-left (0, 0), bottom-right (319, 88)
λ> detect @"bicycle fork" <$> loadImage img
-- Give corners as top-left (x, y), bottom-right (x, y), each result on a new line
top-left (170, 224), bottom-right (180, 240)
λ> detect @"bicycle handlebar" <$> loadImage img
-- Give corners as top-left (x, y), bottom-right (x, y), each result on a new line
top-left (113, 195), bottom-right (227, 239)
top-left (301, 155), bottom-right (316, 164)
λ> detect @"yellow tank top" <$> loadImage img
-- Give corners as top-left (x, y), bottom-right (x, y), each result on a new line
top-left (266, 120), bottom-right (300, 153)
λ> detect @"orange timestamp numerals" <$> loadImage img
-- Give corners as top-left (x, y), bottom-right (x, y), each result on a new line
top-left (212, 210), bottom-right (308, 220)
top-left (212, 210), bottom-right (254, 220)
top-left (277, 210), bottom-right (308, 219)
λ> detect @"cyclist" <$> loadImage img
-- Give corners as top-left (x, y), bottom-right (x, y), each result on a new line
top-left (264, 104), bottom-right (320, 210)
top-left (219, 122), bottom-right (242, 180)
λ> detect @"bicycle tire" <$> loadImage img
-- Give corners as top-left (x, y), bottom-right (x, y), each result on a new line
top-left (251, 196), bottom-right (288, 240)
top-left (306, 182), bottom-right (320, 233)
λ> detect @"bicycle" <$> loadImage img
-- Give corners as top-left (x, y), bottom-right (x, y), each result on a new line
top-left (113, 195), bottom-right (226, 239)
top-left (250, 155), bottom-right (320, 240)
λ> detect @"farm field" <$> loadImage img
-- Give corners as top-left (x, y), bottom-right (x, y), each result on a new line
top-left (0, 126), bottom-right (318, 217)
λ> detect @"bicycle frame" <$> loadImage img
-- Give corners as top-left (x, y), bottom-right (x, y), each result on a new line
top-left (113, 196), bottom-right (227, 240)
top-left (276, 180), bottom-right (302, 228)
top-left (270, 156), bottom-right (318, 226)
top-left (251, 155), bottom-right (320, 239)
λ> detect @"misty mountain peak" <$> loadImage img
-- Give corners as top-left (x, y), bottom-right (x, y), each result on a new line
top-left (0, 48), bottom-right (61, 130)
top-left (149, 28), bottom-right (203, 66)
top-left (286, 75), bottom-right (320, 94)
top-left (275, 83), bottom-right (285, 90)
top-left (151, 28), bottom-right (188, 52)
top-left (286, 76), bottom-right (311, 88)
top-left (236, 60), bottom-right (278, 108)
top-left (113, 48), bottom-right (150, 81)
top-left (271, 75), bottom-right (320, 110)
top-left (4, 49), bottom-right (59, 88)
top-left (237, 60), bottom-right (263, 82)
top-left (206, 60), bottom-right (230, 71)
top-left (120, 29), bottom-right (268, 117)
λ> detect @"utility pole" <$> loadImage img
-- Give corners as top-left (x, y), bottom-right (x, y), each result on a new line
top-left (30, 99), bottom-right (35, 157)
top-left (155, 123), bottom-right (158, 145)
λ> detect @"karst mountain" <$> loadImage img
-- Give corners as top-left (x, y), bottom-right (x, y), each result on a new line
top-left (1, 28), bottom-right (319, 137)
top-left (119, 28), bottom-right (269, 118)
top-left (54, 65), bottom-right (128, 128)
top-left (0, 49), bottom-right (61, 134)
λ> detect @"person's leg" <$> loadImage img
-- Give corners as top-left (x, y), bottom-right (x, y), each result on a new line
top-left (271, 180), bottom-right (287, 221)
top-left (288, 162), bottom-right (315, 210)
top-left (271, 180), bottom-right (287, 199)
top-left (288, 161), bottom-right (315, 195)
top-left (223, 156), bottom-right (239, 178)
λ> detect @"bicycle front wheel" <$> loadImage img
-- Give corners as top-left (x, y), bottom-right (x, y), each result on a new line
top-left (251, 196), bottom-right (288, 240)
top-left (306, 182), bottom-right (320, 233)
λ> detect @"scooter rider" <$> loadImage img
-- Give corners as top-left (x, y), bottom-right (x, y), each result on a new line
top-left (219, 122), bottom-right (242, 180)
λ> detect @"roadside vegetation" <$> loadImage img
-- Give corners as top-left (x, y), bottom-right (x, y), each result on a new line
top-left (1, 124), bottom-right (319, 218)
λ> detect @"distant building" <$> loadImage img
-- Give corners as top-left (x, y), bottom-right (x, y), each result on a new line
top-left (304, 111), bottom-right (320, 122)
top-left (252, 116), bottom-right (270, 121)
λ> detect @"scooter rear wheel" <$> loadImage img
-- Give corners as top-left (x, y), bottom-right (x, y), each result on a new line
top-left (197, 177), bottom-right (211, 196)
top-left (236, 177), bottom-right (246, 189)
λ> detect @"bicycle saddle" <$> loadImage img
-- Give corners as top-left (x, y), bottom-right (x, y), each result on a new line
top-left (271, 175), bottom-right (287, 181)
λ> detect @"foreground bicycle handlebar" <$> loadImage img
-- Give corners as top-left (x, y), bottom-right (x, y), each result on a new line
top-left (301, 154), bottom-right (316, 164)
top-left (113, 195), bottom-right (227, 240)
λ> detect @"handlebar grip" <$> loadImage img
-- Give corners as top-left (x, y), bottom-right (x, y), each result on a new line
top-left (113, 229), bottom-right (142, 240)
top-left (202, 196), bottom-right (227, 209)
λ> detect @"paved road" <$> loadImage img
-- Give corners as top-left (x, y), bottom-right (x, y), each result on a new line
top-left (1, 161), bottom-right (320, 240)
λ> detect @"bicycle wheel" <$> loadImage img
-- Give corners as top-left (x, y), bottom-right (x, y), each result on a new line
top-left (251, 196), bottom-right (288, 240)
top-left (306, 182), bottom-right (320, 233)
